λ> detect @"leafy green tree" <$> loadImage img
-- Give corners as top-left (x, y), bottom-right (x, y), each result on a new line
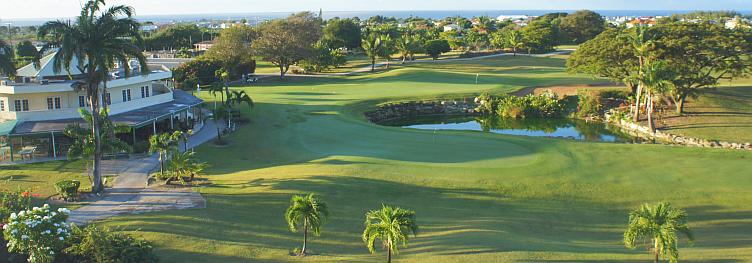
top-left (521, 20), bottom-right (557, 54)
top-left (38, 0), bottom-right (147, 193)
top-left (204, 24), bottom-right (257, 78)
top-left (423, 39), bottom-right (451, 60)
top-left (362, 205), bottom-right (418, 263)
top-left (285, 193), bottom-right (330, 256)
top-left (15, 40), bottom-right (38, 59)
top-left (472, 16), bottom-right (496, 34)
top-left (624, 202), bottom-right (694, 263)
top-left (323, 18), bottom-right (362, 49)
top-left (439, 30), bottom-right (465, 50)
top-left (566, 28), bottom-right (639, 97)
top-left (395, 32), bottom-right (422, 63)
top-left (652, 22), bottom-right (752, 114)
top-left (148, 131), bottom-right (182, 176)
top-left (464, 30), bottom-right (489, 51)
top-left (301, 42), bottom-right (347, 72)
top-left (252, 12), bottom-right (322, 79)
top-left (560, 10), bottom-right (606, 44)
top-left (0, 39), bottom-right (15, 77)
top-left (143, 24), bottom-right (203, 51)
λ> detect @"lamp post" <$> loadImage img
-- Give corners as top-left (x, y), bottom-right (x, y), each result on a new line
top-left (4, 23), bottom-right (12, 47)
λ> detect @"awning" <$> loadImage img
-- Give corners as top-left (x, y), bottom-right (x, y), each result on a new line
top-left (0, 120), bottom-right (17, 136)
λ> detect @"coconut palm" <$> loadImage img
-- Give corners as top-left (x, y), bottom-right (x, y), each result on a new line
top-left (633, 60), bottom-right (674, 132)
top-left (211, 106), bottom-right (229, 142)
top-left (148, 131), bottom-right (182, 176)
top-left (395, 30), bottom-right (420, 64)
top-left (505, 30), bottom-right (524, 56)
top-left (0, 39), bottom-right (15, 77)
top-left (285, 193), bottom-right (330, 256)
top-left (624, 202), bottom-right (694, 263)
top-left (228, 90), bottom-right (254, 110)
top-left (629, 25), bottom-right (655, 122)
top-left (362, 32), bottom-right (385, 72)
top-left (37, 0), bottom-right (147, 193)
top-left (362, 205), bottom-right (418, 263)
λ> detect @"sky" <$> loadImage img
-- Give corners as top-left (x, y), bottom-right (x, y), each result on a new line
top-left (1, 0), bottom-right (750, 20)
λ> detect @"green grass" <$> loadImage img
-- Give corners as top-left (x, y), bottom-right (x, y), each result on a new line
top-left (0, 160), bottom-right (89, 203)
top-left (7, 55), bottom-right (751, 262)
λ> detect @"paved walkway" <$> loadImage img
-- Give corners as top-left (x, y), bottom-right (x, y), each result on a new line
top-left (68, 122), bottom-right (217, 225)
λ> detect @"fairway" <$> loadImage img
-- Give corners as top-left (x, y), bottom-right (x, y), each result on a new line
top-left (94, 55), bottom-right (752, 262)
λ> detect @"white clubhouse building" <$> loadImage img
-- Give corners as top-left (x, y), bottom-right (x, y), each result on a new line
top-left (0, 52), bottom-right (203, 163)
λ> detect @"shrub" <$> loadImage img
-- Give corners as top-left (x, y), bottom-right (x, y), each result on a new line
top-left (577, 90), bottom-right (603, 117)
top-left (496, 93), bottom-right (566, 119)
top-left (0, 189), bottom-right (33, 222)
top-left (54, 180), bottom-right (80, 202)
top-left (63, 225), bottom-right (158, 263)
top-left (3, 204), bottom-right (71, 263)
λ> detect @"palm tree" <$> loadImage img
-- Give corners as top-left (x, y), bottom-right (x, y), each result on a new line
top-left (624, 202), bottom-right (694, 263)
top-left (64, 108), bottom-right (131, 181)
top-left (211, 106), bottom-right (229, 142)
top-left (633, 60), bottom-right (674, 132)
top-left (285, 193), bottom-right (330, 256)
top-left (37, 0), bottom-right (147, 193)
top-left (505, 31), bottom-right (524, 56)
top-left (629, 26), bottom-right (655, 123)
top-left (362, 205), bottom-right (418, 263)
top-left (395, 34), bottom-right (420, 64)
top-left (0, 39), bottom-right (15, 77)
top-left (362, 32), bottom-right (385, 72)
top-left (148, 131), bottom-right (181, 176)
top-left (167, 151), bottom-right (206, 184)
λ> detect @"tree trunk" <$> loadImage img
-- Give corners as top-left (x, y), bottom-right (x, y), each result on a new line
top-left (159, 154), bottom-right (164, 175)
top-left (654, 239), bottom-right (660, 263)
top-left (301, 220), bottom-right (308, 256)
top-left (675, 94), bottom-right (686, 115)
top-left (646, 92), bottom-right (655, 132)
top-left (89, 82), bottom-right (104, 194)
top-left (401, 55), bottom-right (406, 64)
top-left (371, 58), bottom-right (376, 72)
top-left (279, 64), bottom-right (286, 80)
top-left (633, 85), bottom-right (643, 122)
top-left (387, 245), bottom-right (392, 263)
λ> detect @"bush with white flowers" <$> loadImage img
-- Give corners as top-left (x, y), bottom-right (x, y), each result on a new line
top-left (3, 204), bottom-right (71, 263)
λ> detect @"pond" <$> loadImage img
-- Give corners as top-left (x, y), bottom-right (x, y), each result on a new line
top-left (380, 115), bottom-right (640, 143)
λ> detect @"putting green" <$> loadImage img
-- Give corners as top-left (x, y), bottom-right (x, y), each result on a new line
top-left (98, 56), bottom-right (752, 262)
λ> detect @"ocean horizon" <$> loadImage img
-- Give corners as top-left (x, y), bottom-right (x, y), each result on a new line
top-left (4, 9), bottom-right (751, 26)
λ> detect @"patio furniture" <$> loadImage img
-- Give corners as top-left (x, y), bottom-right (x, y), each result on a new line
top-left (18, 146), bottom-right (37, 161)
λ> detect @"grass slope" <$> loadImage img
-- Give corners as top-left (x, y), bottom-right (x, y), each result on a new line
top-left (45, 55), bottom-right (752, 262)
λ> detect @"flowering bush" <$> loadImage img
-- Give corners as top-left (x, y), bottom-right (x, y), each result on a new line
top-left (3, 204), bottom-right (71, 263)
top-left (54, 180), bottom-right (81, 201)
top-left (0, 189), bottom-right (34, 222)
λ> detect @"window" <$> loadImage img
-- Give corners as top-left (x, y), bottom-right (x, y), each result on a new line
top-left (145, 86), bottom-right (150, 97)
top-left (122, 89), bottom-right (131, 102)
top-left (15, 99), bottom-right (29, 112)
top-left (46, 97), bottom-right (62, 110)
top-left (0, 99), bottom-right (5, 111)
top-left (141, 86), bottom-right (146, 98)
top-left (79, 96), bottom-right (86, 107)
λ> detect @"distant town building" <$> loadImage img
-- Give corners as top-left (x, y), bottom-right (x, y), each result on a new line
top-left (443, 24), bottom-right (462, 32)
top-left (193, 40), bottom-right (215, 51)
top-left (626, 18), bottom-right (657, 28)
top-left (140, 24), bottom-right (159, 32)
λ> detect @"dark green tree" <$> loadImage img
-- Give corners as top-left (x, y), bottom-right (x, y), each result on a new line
top-left (560, 10), bottom-right (606, 44)
top-left (424, 39), bottom-right (451, 60)
top-left (323, 18), bottom-right (362, 49)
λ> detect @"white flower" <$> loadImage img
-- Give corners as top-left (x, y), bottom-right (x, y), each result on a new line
top-left (21, 235), bottom-right (28, 239)
top-left (2, 224), bottom-right (7, 230)
top-left (9, 213), bottom-right (17, 220)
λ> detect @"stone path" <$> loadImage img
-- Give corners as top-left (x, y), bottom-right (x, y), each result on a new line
top-left (67, 122), bottom-right (217, 225)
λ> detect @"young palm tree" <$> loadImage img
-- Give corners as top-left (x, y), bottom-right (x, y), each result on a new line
top-left (64, 108), bottom-right (131, 181)
top-left (166, 151), bottom-right (206, 184)
top-left (505, 31), bottom-right (524, 56)
top-left (211, 107), bottom-right (229, 142)
top-left (148, 131), bottom-right (181, 176)
top-left (0, 39), bottom-right (15, 77)
top-left (624, 202), bottom-right (694, 263)
top-left (285, 193), bottom-right (330, 256)
top-left (37, 0), bottom-right (147, 193)
top-left (362, 205), bottom-right (418, 263)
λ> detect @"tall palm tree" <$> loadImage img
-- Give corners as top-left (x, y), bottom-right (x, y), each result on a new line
top-left (37, 0), bottom-right (147, 193)
top-left (634, 60), bottom-right (674, 132)
top-left (362, 32), bottom-right (385, 72)
top-left (505, 30), bottom-right (524, 56)
top-left (285, 193), bottom-right (330, 256)
top-left (629, 25), bottom-right (655, 123)
top-left (0, 39), bottom-right (15, 77)
top-left (363, 205), bottom-right (418, 263)
top-left (624, 202), bottom-right (694, 263)
top-left (395, 34), bottom-right (420, 64)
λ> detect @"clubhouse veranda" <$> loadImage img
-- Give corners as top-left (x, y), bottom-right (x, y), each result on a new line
top-left (0, 52), bottom-right (204, 164)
